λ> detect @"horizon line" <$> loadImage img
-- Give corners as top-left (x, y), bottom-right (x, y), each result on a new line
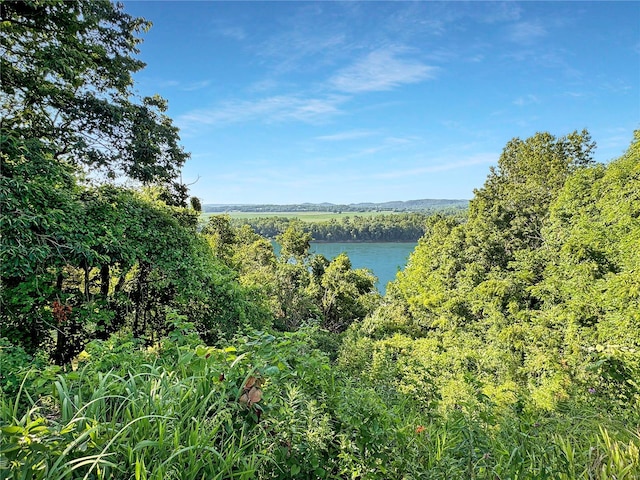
top-left (201, 198), bottom-right (471, 206)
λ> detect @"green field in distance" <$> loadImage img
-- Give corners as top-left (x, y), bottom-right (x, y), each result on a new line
top-left (201, 211), bottom-right (399, 222)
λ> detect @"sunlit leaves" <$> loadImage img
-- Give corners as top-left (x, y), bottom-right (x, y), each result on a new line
top-left (352, 130), bottom-right (639, 414)
top-left (1, 0), bottom-right (187, 189)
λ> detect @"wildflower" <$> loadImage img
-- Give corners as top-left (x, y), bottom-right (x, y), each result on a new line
top-left (588, 387), bottom-right (596, 394)
top-left (415, 425), bottom-right (426, 434)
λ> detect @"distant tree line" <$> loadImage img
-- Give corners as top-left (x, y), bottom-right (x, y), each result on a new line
top-left (203, 199), bottom-right (468, 213)
top-left (231, 212), bottom-right (465, 242)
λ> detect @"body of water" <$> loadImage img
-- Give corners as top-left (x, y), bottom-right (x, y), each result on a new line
top-left (310, 242), bottom-right (417, 293)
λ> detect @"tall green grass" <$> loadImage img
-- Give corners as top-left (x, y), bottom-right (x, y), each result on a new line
top-left (2, 328), bottom-right (639, 479)
top-left (1, 349), bottom-right (261, 479)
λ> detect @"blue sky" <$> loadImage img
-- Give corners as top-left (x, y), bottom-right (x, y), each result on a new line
top-left (124, 1), bottom-right (639, 205)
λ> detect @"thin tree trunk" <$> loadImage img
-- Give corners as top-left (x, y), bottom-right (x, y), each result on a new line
top-left (106, 266), bottom-right (129, 337)
top-left (82, 259), bottom-right (91, 301)
top-left (93, 264), bottom-right (112, 340)
top-left (100, 264), bottom-right (110, 297)
top-left (133, 262), bottom-right (149, 338)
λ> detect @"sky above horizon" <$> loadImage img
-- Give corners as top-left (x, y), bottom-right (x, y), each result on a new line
top-left (124, 1), bottom-right (639, 205)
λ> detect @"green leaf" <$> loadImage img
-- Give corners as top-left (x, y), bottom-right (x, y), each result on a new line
top-left (0, 426), bottom-right (23, 435)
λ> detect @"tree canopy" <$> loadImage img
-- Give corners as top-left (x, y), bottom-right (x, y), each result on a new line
top-left (0, 1), bottom-right (263, 361)
top-left (1, 0), bottom-right (188, 198)
top-left (343, 130), bottom-right (639, 414)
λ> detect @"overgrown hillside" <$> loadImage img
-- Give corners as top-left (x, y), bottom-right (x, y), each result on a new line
top-left (1, 1), bottom-right (639, 478)
top-left (3, 130), bottom-right (638, 477)
top-left (343, 130), bottom-right (639, 415)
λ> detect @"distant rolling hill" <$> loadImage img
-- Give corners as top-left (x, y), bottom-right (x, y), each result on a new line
top-left (202, 199), bottom-right (469, 213)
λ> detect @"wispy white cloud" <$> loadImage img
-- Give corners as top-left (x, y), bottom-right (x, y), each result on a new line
top-left (600, 79), bottom-right (632, 94)
top-left (315, 130), bottom-right (377, 141)
top-left (181, 80), bottom-right (212, 91)
top-left (345, 140), bottom-right (412, 159)
top-left (258, 26), bottom-right (347, 74)
top-left (247, 78), bottom-right (285, 93)
top-left (373, 153), bottom-right (495, 179)
top-left (150, 79), bottom-right (211, 92)
top-left (513, 94), bottom-right (540, 106)
top-left (479, 2), bottom-right (522, 23)
top-left (507, 22), bottom-right (547, 44)
top-left (177, 94), bottom-right (348, 131)
top-left (210, 18), bottom-right (246, 41)
top-left (468, 54), bottom-right (485, 63)
top-left (381, 4), bottom-right (447, 38)
top-left (381, 2), bottom-right (522, 38)
top-left (598, 127), bottom-right (635, 155)
top-left (216, 26), bottom-right (246, 41)
top-left (424, 48), bottom-right (457, 63)
top-left (601, 134), bottom-right (632, 152)
top-left (308, 135), bottom-right (420, 165)
top-left (385, 136), bottom-right (415, 146)
top-left (502, 48), bottom-right (583, 81)
top-left (157, 79), bottom-right (179, 88)
top-left (329, 46), bottom-right (438, 93)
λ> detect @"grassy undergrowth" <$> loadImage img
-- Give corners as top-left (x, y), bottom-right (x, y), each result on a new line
top-left (2, 326), bottom-right (639, 479)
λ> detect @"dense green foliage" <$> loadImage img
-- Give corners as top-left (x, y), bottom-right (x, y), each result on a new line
top-left (339, 130), bottom-right (640, 465)
top-left (2, 321), bottom-right (639, 479)
top-left (3, 129), bottom-right (638, 478)
top-left (2, 1), bottom-right (639, 478)
top-left (202, 218), bottom-right (380, 333)
top-left (0, 0), bottom-right (268, 364)
top-left (0, 0), bottom-right (188, 196)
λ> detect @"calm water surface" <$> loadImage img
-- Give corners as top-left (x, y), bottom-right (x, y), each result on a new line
top-left (310, 242), bottom-right (417, 294)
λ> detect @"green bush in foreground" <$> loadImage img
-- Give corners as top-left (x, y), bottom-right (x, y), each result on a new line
top-left (2, 326), bottom-right (639, 479)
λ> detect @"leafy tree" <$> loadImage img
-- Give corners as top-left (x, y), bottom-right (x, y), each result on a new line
top-left (231, 225), bottom-right (277, 280)
top-left (467, 130), bottom-right (595, 270)
top-left (276, 223), bottom-right (312, 264)
top-left (210, 221), bottom-right (381, 332)
top-left (389, 214), bottom-right (467, 330)
top-left (534, 132), bottom-right (640, 403)
top-left (0, 0), bottom-right (188, 200)
top-left (234, 212), bottom-right (438, 242)
top-left (1, 1), bottom-right (274, 362)
top-left (0, 138), bottom-right (84, 352)
top-left (318, 253), bottom-right (379, 333)
top-left (202, 214), bottom-right (237, 263)
top-left (190, 196), bottom-right (202, 212)
top-left (346, 130), bottom-right (639, 413)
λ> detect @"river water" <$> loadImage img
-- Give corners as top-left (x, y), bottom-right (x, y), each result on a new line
top-left (310, 242), bottom-right (417, 294)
